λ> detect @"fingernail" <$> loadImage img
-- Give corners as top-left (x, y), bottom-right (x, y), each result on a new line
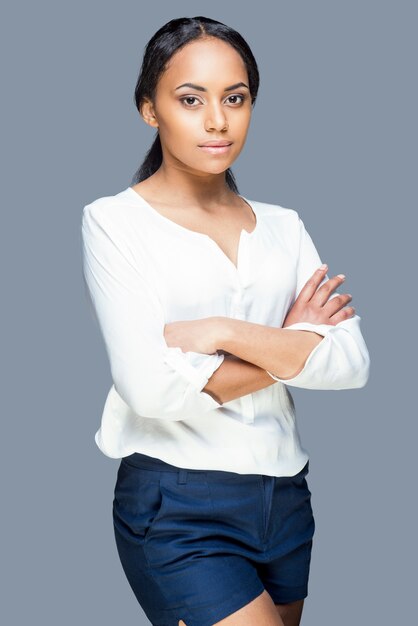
top-left (337, 274), bottom-right (346, 280)
top-left (319, 263), bottom-right (328, 270)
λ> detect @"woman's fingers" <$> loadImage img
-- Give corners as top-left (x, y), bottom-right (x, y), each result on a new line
top-left (328, 305), bottom-right (356, 325)
top-left (323, 292), bottom-right (355, 320)
top-left (313, 274), bottom-right (348, 307)
top-left (296, 265), bottom-right (329, 303)
top-left (298, 265), bottom-right (346, 305)
top-left (283, 266), bottom-right (355, 328)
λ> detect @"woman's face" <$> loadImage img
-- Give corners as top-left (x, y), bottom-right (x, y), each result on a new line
top-left (142, 37), bottom-right (253, 178)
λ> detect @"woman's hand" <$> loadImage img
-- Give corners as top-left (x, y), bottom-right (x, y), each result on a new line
top-left (283, 265), bottom-right (355, 328)
top-left (163, 317), bottom-right (222, 355)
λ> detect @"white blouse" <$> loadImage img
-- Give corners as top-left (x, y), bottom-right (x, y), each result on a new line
top-left (81, 186), bottom-right (370, 477)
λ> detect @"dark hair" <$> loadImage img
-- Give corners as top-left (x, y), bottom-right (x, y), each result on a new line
top-left (131, 16), bottom-right (260, 194)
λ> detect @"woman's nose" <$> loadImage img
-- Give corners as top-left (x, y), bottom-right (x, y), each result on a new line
top-left (204, 104), bottom-right (228, 132)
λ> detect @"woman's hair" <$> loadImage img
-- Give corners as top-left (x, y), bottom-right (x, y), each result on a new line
top-left (131, 16), bottom-right (260, 194)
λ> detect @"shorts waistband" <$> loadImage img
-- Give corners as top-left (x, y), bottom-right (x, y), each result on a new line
top-left (121, 452), bottom-right (309, 484)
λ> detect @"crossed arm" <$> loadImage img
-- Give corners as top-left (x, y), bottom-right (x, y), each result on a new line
top-left (163, 317), bottom-right (326, 405)
top-left (163, 265), bottom-right (369, 404)
top-left (201, 324), bottom-right (325, 405)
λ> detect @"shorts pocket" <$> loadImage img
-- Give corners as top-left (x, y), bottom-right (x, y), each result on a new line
top-left (112, 460), bottom-right (164, 543)
top-left (143, 475), bottom-right (213, 569)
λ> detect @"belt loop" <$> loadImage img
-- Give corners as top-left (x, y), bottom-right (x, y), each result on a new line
top-left (178, 468), bottom-right (188, 484)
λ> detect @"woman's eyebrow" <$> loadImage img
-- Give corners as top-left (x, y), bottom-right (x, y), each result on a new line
top-left (174, 82), bottom-right (249, 92)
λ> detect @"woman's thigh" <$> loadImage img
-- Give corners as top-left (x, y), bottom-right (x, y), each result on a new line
top-left (179, 589), bottom-right (286, 626)
top-left (275, 598), bottom-right (305, 626)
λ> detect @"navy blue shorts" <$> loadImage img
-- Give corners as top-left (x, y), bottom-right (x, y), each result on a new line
top-left (112, 452), bottom-right (315, 626)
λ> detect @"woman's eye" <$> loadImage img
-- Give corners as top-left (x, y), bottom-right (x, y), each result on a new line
top-left (180, 96), bottom-right (200, 107)
top-left (179, 94), bottom-right (246, 108)
top-left (226, 94), bottom-right (246, 105)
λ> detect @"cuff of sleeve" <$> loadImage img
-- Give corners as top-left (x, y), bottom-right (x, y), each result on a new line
top-left (280, 321), bottom-right (336, 335)
top-left (265, 322), bottom-right (337, 382)
top-left (163, 347), bottom-right (225, 391)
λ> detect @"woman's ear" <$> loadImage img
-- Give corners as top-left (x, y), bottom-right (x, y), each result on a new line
top-left (139, 99), bottom-right (159, 128)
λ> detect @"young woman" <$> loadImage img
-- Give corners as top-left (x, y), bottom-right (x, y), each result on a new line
top-left (81, 16), bottom-right (370, 626)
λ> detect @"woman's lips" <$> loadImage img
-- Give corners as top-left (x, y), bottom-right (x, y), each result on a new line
top-left (198, 144), bottom-right (232, 154)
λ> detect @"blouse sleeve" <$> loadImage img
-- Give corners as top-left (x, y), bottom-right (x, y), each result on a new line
top-left (266, 215), bottom-right (370, 390)
top-left (81, 202), bottom-right (225, 421)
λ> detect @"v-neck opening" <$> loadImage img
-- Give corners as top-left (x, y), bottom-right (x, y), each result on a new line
top-left (126, 186), bottom-right (259, 273)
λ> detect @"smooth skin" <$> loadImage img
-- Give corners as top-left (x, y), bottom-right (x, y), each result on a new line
top-left (132, 35), bottom-right (353, 626)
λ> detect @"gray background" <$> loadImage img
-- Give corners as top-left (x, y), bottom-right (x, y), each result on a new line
top-left (2, 1), bottom-right (416, 624)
